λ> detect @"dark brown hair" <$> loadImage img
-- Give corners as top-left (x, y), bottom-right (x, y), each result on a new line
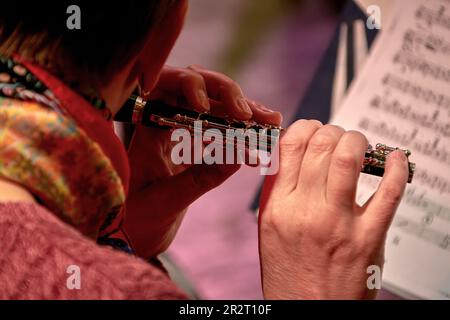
top-left (0, 1), bottom-right (176, 83)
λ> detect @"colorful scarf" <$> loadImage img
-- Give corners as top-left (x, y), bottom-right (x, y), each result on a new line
top-left (0, 56), bottom-right (132, 252)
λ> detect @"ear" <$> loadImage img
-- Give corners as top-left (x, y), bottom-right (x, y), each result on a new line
top-left (138, 0), bottom-right (188, 92)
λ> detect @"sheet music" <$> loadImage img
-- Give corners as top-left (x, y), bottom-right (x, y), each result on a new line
top-left (331, 0), bottom-right (450, 299)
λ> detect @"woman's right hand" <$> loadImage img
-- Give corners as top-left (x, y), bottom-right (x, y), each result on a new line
top-left (258, 120), bottom-right (409, 299)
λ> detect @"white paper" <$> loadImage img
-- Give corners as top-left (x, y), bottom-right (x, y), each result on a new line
top-left (331, 0), bottom-right (450, 299)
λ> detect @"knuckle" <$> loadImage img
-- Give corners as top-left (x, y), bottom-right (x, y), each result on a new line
top-left (289, 119), bottom-right (315, 131)
top-left (346, 130), bottom-right (369, 145)
top-left (309, 130), bottom-right (339, 153)
top-left (325, 124), bottom-right (345, 132)
top-left (179, 69), bottom-right (203, 83)
top-left (334, 152), bottom-right (357, 170)
top-left (331, 130), bottom-right (369, 170)
top-left (222, 79), bottom-right (240, 91)
top-left (280, 120), bottom-right (319, 153)
top-left (260, 210), bottom-right (288, 237)
top-left (260, 199), bottom-right (306, 241)
top-left (308, 119), bottom-right (324, 128)
top-left (291, 119), bottom-right (309, 127)
top-left (262, 212), bottom-right (280, 231)
top-left (290, 119), bottom-right (323, 132)
top-left (187, 64), bottom-right (200, 70)
top-left (282, 120), bottom-right (309, 141)
top-left (279, 136), bottom-right (305, 153)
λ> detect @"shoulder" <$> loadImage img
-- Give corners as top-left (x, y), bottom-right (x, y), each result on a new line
top-left (0, 178), bottom-right (36, 203)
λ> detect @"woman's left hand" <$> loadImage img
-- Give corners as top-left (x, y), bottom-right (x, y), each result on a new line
top-left (124, 65), bottom-right (282, 258)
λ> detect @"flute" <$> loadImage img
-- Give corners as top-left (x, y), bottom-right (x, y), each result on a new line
top-left (115, 95), bottom-right (415, 183)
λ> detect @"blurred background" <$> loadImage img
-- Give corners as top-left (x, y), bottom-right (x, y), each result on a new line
top-left (164, 0), bottom-right (348, 299)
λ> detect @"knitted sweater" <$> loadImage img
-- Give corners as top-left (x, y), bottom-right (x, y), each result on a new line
top-left (0, 202), bottom-right (187, 299)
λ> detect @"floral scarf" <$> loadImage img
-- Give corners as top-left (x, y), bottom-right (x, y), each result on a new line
top-left (0, 56), bottom-right (133, 252)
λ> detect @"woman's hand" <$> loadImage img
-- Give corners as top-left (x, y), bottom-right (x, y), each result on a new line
top-left (124, 65), bottom-right (282, 259)
top-left (258, 120), bottom-right (409, 299)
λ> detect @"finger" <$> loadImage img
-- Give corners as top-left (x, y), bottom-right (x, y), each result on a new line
top-left (265, 120), bottom-right (323, 197)
top-left (326, 131), bottom-right (369, 209)
top-left (363, 150), bottom-right (409, 231)
top-left (160, 163), bottom-right (241, 214)
top-left (205, 99), bottom-right (283, 130)
top-left (152, 66), bottom-right (210, 112)
top-left (147, 88), bottom-right (179, 106)
top-left (246, 99), bottom-right (283, 126)
top-left (296, 125), bottom-right (345, 197)
top-left (187, 65), bottom-right (253, 120)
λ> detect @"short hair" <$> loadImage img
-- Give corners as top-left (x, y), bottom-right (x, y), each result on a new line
top-left (0, 1), bottom-right (176, 83)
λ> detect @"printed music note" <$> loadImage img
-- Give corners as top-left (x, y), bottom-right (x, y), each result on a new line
top-left (331, 0), bottom-right (450, 299)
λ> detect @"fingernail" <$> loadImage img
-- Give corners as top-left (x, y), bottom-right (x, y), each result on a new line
top-left (237, 97), bottom-right (252, 116)
top-left (197, 90), bottom-right (210, 111)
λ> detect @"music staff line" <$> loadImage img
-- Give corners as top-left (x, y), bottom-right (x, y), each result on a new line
top-left (357, 174), bottom-right (450, 223)
top-left (382, 73), bottom-right (450, 115)
top-left (404, 187), bottom-right (450, 224)
top-left (369, 95), bottom-right (450, 138)
top-left (412, 168), bottom-right (450, 196)
top-left (416, 4), bottom-right (450, 30)
top-left (403, 29), bottom-right (450, 57)
top-left (358, 117), bottom-right (450, 168)
top-left (393, 50), bottom-right (450, 84)
top-left (394, 215), bottom-right (450, 252)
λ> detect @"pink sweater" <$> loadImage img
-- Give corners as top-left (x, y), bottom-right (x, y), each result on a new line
top-left (0, 202), bottom-right (187, 299)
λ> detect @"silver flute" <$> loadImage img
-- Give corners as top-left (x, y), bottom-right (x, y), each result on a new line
top-left (115, 95), bottom-right (415, 183)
